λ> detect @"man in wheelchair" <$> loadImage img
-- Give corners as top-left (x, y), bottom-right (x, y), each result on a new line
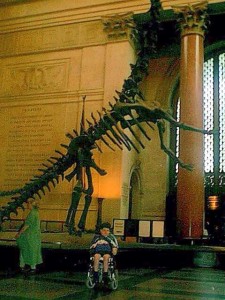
top-left (90, 222), bottom-right (118, 285)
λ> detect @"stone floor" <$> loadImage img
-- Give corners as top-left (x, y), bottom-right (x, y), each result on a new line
top-left (1, 231), bottom-right (225, 299)
top-left (0, 266), bottom-right (225, 299)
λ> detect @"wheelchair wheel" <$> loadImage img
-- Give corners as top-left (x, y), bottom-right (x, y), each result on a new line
top-left (109, 271), bottom-right (118, 290)
top-left (86, 275), bottom-right (96, 289)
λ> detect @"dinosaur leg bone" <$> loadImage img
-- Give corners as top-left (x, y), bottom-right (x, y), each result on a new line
top-left (65, 180), bottom-right (83, 234)
top-left (78, 167), bottom-right (93, 231)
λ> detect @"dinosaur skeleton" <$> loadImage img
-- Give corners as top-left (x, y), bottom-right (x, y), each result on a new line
top-left (0, 96), bottom-right (212, 234)
top-left (0, 0), bottom-right (212, 234)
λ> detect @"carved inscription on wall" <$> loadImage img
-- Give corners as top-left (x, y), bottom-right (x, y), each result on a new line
top-left (1, 59), bottom-right (69, 96)
top-left (0, 106), bottom-right (57, 189)
top-left (121, 183), bottom-right (129, 203)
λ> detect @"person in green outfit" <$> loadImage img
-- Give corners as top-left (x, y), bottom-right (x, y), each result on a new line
top-left (15, 199), bottom-right (43, 273)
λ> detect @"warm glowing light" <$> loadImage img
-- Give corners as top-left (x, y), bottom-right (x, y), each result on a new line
top-left (207, 196), bottom-right (219, 210)
top-left (92, 179), bottom-right (121, 199)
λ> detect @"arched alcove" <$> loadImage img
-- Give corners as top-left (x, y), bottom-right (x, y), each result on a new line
top-left (128, 166), bottom-right (142, 219)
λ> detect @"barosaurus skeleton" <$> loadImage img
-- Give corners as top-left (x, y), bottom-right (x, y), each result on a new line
top-left (0, 96), bottom-right (212, 234)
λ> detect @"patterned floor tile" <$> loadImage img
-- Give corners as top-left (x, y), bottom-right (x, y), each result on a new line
top-left (0, 278), bottom-right (82, 299)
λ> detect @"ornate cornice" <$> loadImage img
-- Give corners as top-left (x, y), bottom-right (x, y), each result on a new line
top-left (101, 12), bottom-right (135, 40)
top-left (172, 1), bottom-right (208, 37)
top-left (0, 1), bottom-right (149, 33)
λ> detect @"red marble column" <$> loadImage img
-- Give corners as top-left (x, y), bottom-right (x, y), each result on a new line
top-left (173, 2), bottom-right (208, 238)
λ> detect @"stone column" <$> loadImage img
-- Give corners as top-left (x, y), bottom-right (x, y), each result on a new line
top-left (99, 13), bottom-right (136, 212)
top-left (173, 1), bottom-right (208, 238)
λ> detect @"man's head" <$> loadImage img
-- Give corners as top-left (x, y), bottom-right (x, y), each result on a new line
top-left (99, 222), bottom-right (111, 236)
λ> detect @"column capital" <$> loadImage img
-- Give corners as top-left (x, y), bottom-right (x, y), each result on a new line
top-left (172, 1), bottom-right (208, 37)
top-left (101, 12), bottom-right (135, 40)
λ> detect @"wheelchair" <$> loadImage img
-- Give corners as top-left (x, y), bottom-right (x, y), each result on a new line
top-left (86, 255), bottom-right (118, 290)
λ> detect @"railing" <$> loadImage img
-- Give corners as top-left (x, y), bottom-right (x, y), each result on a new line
top-left (1, 219), bottom-right (66, 233)
top-left (41, 220), bottom-right (65, 233)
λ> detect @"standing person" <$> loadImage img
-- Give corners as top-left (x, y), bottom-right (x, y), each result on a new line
top-left (90, 222), bottom-right (118, 284)
top-left (15, 199), bottom-right (43, 273)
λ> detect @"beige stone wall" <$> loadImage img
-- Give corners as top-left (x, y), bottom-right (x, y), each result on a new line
top-left (0, 0), bottom-right (150, 229)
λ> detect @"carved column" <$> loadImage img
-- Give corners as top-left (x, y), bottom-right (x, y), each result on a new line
top-left (101, 12), bottom-right (135, 101)
top-left (173, 2), bottom-right (208, 238)
top-left (98, 13), bottom-right (136, 209)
